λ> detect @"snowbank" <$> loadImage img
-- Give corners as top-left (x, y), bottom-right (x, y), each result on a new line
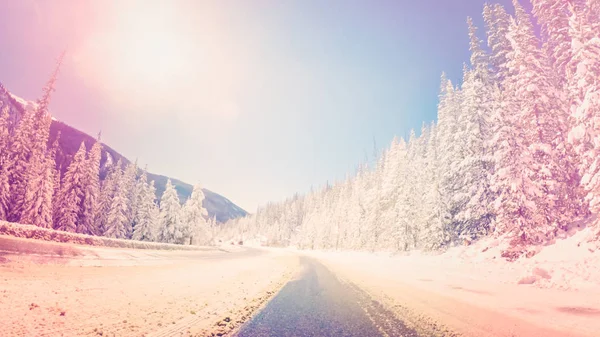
top-left (0, 246), bottom-right (297, 337)
top-left (301, 229), bottom-right (600, 337)
top-left (0, 221), bottom-right (206, 251)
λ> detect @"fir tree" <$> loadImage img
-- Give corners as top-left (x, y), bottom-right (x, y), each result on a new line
top-left (182, 184), bottom-right (209, 245)
top-left (132, 179), bottom-right (159, 242)
top-left (54, 142), bottom-right (87, 232)
top-left (158, 179), bottom-right (182, 243)
top-left (97, 160), bottom-right (122, 235)
top-left (122, 161), bottom-right (139, 238)
top-left (7, 54), bottom-right (62, 222)
top-left (19, 154), bottom-right (54, 228)
top-left (104, 167), bottom-right (129, 239)
top-left (79, 137), bottom-right (102, 235)
top-left (0, 105), bottom-right (10, 220)
top-left (567, 1), bottom-right (600, 213)
top-left (483, 3), bottom-right (512, 85)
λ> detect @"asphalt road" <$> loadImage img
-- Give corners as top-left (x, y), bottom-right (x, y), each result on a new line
top-left (235, 257), bottom-right (420, 337)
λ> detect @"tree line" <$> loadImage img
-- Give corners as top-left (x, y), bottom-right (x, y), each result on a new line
top-left (0, 59), bottom-right (214, 245)
top-left (218, 0), bottom-right (600, 253)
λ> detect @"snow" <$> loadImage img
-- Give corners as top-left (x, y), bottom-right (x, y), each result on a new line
top-left (8, 92), bottom-right (39, 113)
top-left (7, 91), bottom-right (59, 121)
top-left (0, 237), bottom-right (297, 337)
top-left (299, 231), bottom-right (600, 337)
top-left (0, 221), bottom-right (203, 250)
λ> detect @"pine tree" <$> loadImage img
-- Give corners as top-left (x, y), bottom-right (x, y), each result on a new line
top-left (509, 1), bottom-right (579, 234)
top-left (451, 20), bottom-right (495, 241)
top-left (6, 107), bottom-right (35, 222)
top-left (158, 179), bottom-right (182, 243)
top-left (567, 1), bottom-right (600, 213)
top-left (483, 3), bottom-right (512, 85)
top-left (104, 167), bottom-right (129, 239)
top-left (531, 0), bottom-right (579, 86)
top-left (122, 161), bottom-right (139, 238)
top-left (96, 159), bottom-right (121, 234)
top-left (132, 179), bottom-right (159, 242)
top-left (491, 0), bottom-right (569, 245)
top-left (78, 137), bottom-right (102, 235)
top-left (421, 122), bottom-right (445, 250)
top-left (19, 154), bottom-right (54, 228)
top-left (0, 105), bottom-right (11, 220)
top-left (12, 54), bottom-right (63, 222)
top-left (19, 125), bottom-right (61, 228)
top-left (50, 132), bottom-right (62, 225)
top-left (182, 184), bottom-right (209, 245)
top-left (54, 142), bottom-right (87, 232)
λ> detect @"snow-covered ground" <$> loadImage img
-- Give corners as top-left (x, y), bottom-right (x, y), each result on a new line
top-left (302, 228), bottom-right (600, 337)
top-left (0, 238), bottom-right (298, 337)
top-left (3, 229), bottom-right (599, 337)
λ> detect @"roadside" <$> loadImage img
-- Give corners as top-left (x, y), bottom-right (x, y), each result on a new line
top-left (0, 221), bottom-right (208, 251)
top-left (0, 238), bottom-right (298, 337)
top-left (303, 234), bottom-right (600, 337)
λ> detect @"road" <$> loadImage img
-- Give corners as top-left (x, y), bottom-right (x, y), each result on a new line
top-left (236, 257), bottom-right (419, 337)
top-left (0, 236), bottom-right (432, 337)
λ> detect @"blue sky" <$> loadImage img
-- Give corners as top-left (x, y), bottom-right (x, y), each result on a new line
top-left (0, 0), bottom-right (525, 211)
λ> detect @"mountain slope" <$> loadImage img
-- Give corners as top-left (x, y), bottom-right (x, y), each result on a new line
top-left (0, 82), bottom-right (247, 223)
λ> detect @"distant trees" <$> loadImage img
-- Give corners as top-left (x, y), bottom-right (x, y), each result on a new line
top-left (218, 0), bottom-right (600, 254)
top-left (0, 61), bottom-right (209, 245)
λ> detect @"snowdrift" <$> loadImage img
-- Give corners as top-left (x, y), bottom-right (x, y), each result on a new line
top-left (0, 221), bottom-right (208, 251)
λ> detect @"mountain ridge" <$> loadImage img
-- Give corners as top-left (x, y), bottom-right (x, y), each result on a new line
top-left (0, 82), bottom-right (247, 223)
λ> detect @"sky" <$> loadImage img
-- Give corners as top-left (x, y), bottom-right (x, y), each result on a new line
top-left (0, 0), bottom-right (527, 212)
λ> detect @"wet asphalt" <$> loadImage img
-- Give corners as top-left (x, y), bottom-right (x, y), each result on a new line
top-left (235, 257), bottom-right (420, 337)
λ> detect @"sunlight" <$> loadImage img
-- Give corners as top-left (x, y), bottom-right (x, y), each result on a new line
top-left (112, 1), bottom-right (190, 86)
top-left (72, 0), bottom-right (250, 121)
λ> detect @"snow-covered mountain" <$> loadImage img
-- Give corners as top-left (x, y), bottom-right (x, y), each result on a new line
top-left (0, 83), bottom-right (247, 223)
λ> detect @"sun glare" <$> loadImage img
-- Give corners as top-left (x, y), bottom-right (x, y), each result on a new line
top-left (114, 2), bottom-right (190, 85)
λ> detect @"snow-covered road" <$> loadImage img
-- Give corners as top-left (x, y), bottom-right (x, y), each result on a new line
top-left (3, 236), bottom-right (599, 337)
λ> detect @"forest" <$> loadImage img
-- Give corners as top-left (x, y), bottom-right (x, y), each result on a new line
top-left (0, 63), bottom-right (214, 244)
top-left (218, 0), bottom-right (600, 256)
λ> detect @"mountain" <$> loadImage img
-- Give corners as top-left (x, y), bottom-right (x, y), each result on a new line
top-left (0, 82), bottom-right (247, 223)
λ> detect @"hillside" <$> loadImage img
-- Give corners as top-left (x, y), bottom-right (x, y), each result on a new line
top-left (0, 82), bottom-right (247, 223)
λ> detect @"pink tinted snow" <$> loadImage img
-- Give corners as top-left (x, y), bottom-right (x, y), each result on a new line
top-left (302, 228), bottom-right (600, 337)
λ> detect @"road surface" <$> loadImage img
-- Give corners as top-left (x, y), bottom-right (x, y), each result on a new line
top-left (236, 257), bottom-right (419, 337)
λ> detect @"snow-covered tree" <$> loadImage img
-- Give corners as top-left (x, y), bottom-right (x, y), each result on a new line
top-left (122, 161), bottom-right (139, 238)
top-left (19, 152), bottom-right (55, 228)
top-left (158, 179), bottom-right (182, 244)
top-left (531, 0), bottom-right (579, 86)
top-left (0, 105), bottom-right (11, 220)
top-left (54, 142), bottom-right (87, 232)
top-left (567, 1), bottom-right (600, 214)
top-left (104, 166), bottom-right (128, 239)
top-left (483, 3), bottom-right (512, 85)
top-left (132, 179), bottom-right (159, 242)
top-left (449, 19), bottom-right (495, 241)
top-left (6, 107), bottom-right (35, 222)
top-left (182, 184), bottom-right (209, 245)
top-left (78, 138), bottom-right (102, 235)
top-left (11, 54), bottom-right (62, 223)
